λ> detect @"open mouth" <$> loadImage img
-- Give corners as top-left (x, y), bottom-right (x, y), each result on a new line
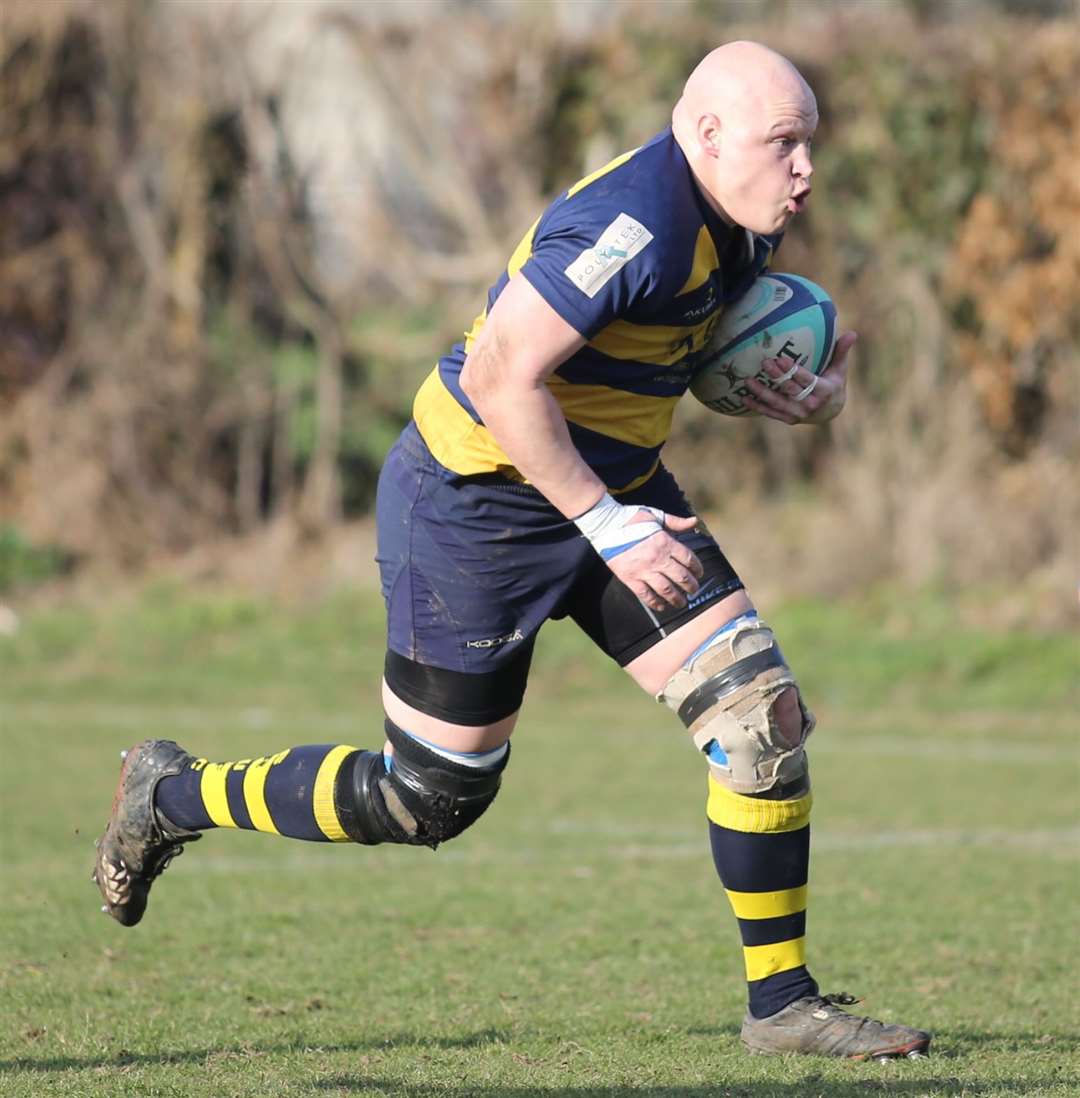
top-left (787, 191), bottom-right (810, 214)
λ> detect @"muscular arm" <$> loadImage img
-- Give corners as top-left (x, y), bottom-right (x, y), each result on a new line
top-left (460, 274), bottom-right (701, 611)
top-left (460, 274), bottom-right (600, 518)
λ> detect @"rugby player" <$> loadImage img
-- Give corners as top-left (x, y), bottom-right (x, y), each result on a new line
top-left (93, 41), bottom-right (931, 1061)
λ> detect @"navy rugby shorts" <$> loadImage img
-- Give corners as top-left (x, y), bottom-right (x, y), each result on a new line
top-left (375, 422), bottom-right (744, 678)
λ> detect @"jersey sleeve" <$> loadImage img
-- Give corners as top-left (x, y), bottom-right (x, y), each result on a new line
top-left (518, 203), bottom-right (663, 340)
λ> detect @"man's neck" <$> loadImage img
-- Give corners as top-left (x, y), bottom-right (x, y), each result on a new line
top-left (671, 126), bottom-right (736, 227)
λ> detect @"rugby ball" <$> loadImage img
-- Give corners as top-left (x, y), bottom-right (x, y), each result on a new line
top-left (690, 274), bottom-right (838, 417)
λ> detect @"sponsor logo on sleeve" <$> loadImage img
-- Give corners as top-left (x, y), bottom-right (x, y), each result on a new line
top-left (564, 213), bottom-right (654, 299)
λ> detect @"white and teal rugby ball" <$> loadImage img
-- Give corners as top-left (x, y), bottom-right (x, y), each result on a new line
top-left (690, 274), bottom-right (838, 417)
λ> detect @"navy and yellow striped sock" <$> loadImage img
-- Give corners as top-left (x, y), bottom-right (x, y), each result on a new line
top-left (155, 745), bottom-right (358, 843)
top-left (707, 777), bottom-right (818, 1019)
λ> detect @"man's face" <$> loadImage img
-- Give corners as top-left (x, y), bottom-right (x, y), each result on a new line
top-left (701, 81), bottom-right (817, 235)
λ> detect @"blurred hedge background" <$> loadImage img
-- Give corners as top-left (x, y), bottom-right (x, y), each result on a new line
top-left (1, 0), bottom-right (1077, 623)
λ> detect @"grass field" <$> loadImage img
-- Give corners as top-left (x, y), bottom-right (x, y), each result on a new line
top-left (2, 584), bottom-right (1078, 1098)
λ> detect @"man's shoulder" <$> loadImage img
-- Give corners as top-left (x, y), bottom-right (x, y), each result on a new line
top-left (539, 131), bottom-right (699, 247)
top-left (528, 131), bottom-right (705, 302)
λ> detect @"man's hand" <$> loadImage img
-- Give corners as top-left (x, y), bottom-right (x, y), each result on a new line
top-left (742, 330), bottom-right (857, 425)
top-left (573, 494), bottom-right (704, 611)
top-left (607, 512), bottom-right (704, 611)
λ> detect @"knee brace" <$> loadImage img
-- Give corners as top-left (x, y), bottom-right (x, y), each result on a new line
top-left (658, 615), bottom-right (814, 797)
top-left (333, 720), bottom-right (509, 849)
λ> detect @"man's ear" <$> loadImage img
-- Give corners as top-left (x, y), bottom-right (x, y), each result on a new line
top-left (698, 113), bottom-right (722, 157)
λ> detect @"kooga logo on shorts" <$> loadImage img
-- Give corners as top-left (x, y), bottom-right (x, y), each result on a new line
top-left (466, 628), bottom-right (525, 649)
top-left (564, 213), bottom-right (654, 299)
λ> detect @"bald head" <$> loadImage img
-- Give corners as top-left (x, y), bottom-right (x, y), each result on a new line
top-left (672, 42), bottom-right (818, 234)
top-left (674, 42), bottom-right (813, 136)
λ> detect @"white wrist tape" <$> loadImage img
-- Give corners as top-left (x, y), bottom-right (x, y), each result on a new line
top-left (572, 492), bottom-right (665, 562)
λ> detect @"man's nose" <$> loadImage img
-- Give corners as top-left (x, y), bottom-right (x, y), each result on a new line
top-left (794, 145), bottom-right (813, 179)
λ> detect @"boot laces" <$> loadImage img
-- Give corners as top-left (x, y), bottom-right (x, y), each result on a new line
top-left (147, 840), bottom-right (186, 880)
top-left (815, 992), bottom-right (892, 1037)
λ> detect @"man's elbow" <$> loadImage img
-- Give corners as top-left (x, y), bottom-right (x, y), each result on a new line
top-left (461, 340), bottom-right (509, 410)
top-left (459, 358), bottom-right (488, 408)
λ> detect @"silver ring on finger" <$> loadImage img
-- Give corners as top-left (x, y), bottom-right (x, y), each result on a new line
top-left (793, 375), bottom-right (819, 402)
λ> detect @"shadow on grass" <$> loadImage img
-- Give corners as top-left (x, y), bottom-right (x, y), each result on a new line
top-left (688, 1026), bottom-right (1056, 1055)
top-left (4, 1027), bottom-right (1073, 1098)
top-left (0, 1027), bottom-right (508, 1074)
top-left (314, 1084), bottom-right (1069, 1097)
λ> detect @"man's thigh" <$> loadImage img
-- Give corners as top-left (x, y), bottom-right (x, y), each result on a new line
top-left (375, 424), bottom-right (590, 678)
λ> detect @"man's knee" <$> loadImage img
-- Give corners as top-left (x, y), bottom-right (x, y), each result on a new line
top-left (772, 686), bottom-right (805, 749)
top-left (657, 613), bottom-right (814, 798)
top-left (333, 719), bottom-right (509, 849)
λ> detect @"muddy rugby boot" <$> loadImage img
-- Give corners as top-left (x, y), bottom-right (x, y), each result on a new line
top-left (741, 992), bottom-right (931, 1061)
top-left (92, 739), bottom-right (201, 927)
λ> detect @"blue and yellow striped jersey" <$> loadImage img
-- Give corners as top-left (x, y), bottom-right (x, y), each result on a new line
top-left (413, 128), bottom-right (780, 493)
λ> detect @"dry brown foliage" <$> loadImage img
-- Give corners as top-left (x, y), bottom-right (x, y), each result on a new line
top-left (945, 24), bottom-right (1080, 453)
top-left (0, 1), bottom-right (1076, 620)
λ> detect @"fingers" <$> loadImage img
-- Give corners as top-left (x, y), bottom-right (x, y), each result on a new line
top-left (743, 330), bottom-right (858, 425)
top-left (741, 394), bottom-right (800, 425)
top-left (627, 506), bottom-right (699, 535)
top-left (607, 532), bottom-right (704, 611)
top-left (745, 354), bottom-right (847, 424)
top-left (824, 331), bottom-right (858, 377)
top-left (632, 566), bottom-right (692, 611)
top-left (630, 580), bottom-right (669, 613)
top-left (662, 513), bottom-right (698, 532)
top-left (629, 506), bottom-right (666, 526)
top-left (760, 359), bottom-right (820, 400)
top-left (630, 508), bottom-right (696, 534)
top-left (643, 556), bottom-right (699, 609)
top-left (637, 581), bottom-right (680, 612)
top-left (628, 508), bottom-right (698, 531)
top-left (671, 542), bottom-right (705, 579)
top-left (744, 364), bottom-right (815, 423)
top-left (648, 530), bottom-right (704, 585)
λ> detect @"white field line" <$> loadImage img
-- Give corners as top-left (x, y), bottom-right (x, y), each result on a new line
top-left (157, 825), bottom-right (1080, 875)
top-left (542, 821), bottom-right (1080, 855)
top-left (809, 737), bottom-right (1078, 764)
top-left (2, 703), bottom-right (362, 734)
top-left (4, 704), bottom-right (1077, 764)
